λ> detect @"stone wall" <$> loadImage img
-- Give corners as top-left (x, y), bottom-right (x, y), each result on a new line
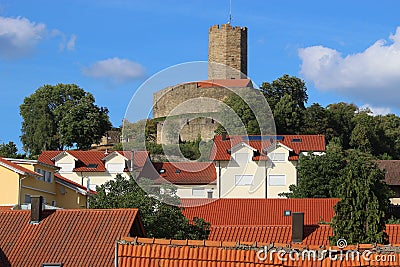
top-left (156, 117), bottom-right (219, 144)
top-left (208, 24), bottom-right (247, 79)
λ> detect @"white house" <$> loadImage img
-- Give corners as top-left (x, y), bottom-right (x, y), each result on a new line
top-left (38, 150), bottom-right (150, 191)
top-left (210, 134), bottom-right (326, 198)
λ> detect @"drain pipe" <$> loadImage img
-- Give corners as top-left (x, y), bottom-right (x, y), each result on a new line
top-left (114, 240), bottom-right (119, 267)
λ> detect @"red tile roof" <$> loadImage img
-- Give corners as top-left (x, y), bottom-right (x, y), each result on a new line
top-left (182, 198), bottom-right (339, 225)
top-left (197, 79), bottom-right (253, 88)
top-left (210, 135), bottom-right (326, 161)
top-left (0, 208), bottom-right (144, 267)
top-left (151, 162), bottom-right (217, 185)
top-left (38, 150), bottom-right (149, 173)
top-left (0, 206), bottom-right (13, 211)
top-left (54, 173), bottom-right (96, 194)
top-left (116, 236), bottom-right (400, 267)
top-left (377, 160), bottom-right (400, 185)
top-left (209, 224), bottom-right (400, 247)
top-left (0, 157), bottom-right (41, 177)
top-left (209, 225), bottom-right (332, 246)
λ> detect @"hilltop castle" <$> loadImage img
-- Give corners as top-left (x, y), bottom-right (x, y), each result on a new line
top-left (153, 23), bottom-right (254, 144)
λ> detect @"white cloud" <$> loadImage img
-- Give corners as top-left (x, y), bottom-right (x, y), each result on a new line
top-left (0, 16), bottom-right (76, 59)
top-left (0, 16), bottom-right (46, 59)
top-left (82, 57), bottom-right (146, 83)
top-left (360, 104), bottom-right (391, 116)
top-left (299, 27), bottom-right (400, 107)
top-left (67, 34), bottom-right (76, 51)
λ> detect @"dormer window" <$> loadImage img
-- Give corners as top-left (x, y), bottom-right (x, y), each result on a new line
top-left (159, 169), bottom-right (166, 174)
top-left (175, 169), bottom-right (181, 174)
top-left (57, 163), bottom-right (74, 173)
top-left (269, 152), bottom-right (286, 162)
top-left (235, 153), bottom-right (249, 163)
top-left (87, 163), bottom-right (98, 168)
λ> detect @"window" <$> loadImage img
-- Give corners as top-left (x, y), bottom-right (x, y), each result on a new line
top-left (235, 175), bottom-right (254, 186)
top-left (192, 187), bottom-right (205, 197)
top-left (57, 163), bottom-right (74, 173)
top-left (41, 170), bottom-right (46, 181)
top-left (87, 163), bottom-right (98, 168)
top-left (46, 172), bottom-right (52, 183)
top-left (269, 174), bottom-right (286, 186)
top-left (107, 163), bottom-right (124, 173)
top-left (24, 194), bottom-right (31, 204)
top-left (269, 152), bottom-right (286, 162)
top-left (36, 168), bottom-right (42, 180)
top-left (235, 153), bottom-right (249, 163)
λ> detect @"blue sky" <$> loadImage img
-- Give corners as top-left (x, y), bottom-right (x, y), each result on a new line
top-left (1, 0), bottom-right (400, 150)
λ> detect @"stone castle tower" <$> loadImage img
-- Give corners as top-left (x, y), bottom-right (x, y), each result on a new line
top-left (153, 23), bottom-right (252, 145)
top-left (208, 24), bottom-right (248, 79)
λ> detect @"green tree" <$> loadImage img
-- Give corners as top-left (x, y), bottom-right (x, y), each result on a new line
top-left (301, 103), bottom-right (330, 135)
top-left (350, 112), bottom-right (379, 154)
top-left (0, 141), bottom-right (18, 158)
top-left (375, 114), bottom-right (400, 159)
top-left (326, 102), bottom-right (357, 148)
top-left (273, 94), bottom-right (303, 134)
top-left (20, 84), bottom-right (111, 155)
top-left (330, 151), bottom-right (393, 245)
top-left (218, 93), bottom-right (260, 135)
top-left (89, 174), bottom-right (210, 239)
top-left (260, 74), bottom-right (308, 111)
top-left (281, 138), bottom-right (346, 198)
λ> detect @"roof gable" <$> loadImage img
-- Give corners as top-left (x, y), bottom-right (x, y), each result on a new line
top-left (211, 135), bottom-right (326, 161)
top-left (0, 157), bottom-right (41, 177)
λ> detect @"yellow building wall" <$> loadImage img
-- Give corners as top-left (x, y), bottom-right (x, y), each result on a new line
top-left (55, 183), bottom-right (87, 209)
top-left (20, 186), bottom-right (56, 205)
top-left (0, 167), bottom-right (20, 205)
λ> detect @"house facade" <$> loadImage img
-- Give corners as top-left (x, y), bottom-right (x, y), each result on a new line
top-left (210, 135), bottom-right (326, 198)
top-left (0, 157), bottom-right (90, 209)
top-left (38, 150), bottom-right (150, 191)
top-left (141, 162), bottom-right (217, 198)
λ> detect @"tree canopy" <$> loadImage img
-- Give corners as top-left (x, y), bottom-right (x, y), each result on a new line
top-left (330, 151), bottom-right (393, 245)
top-left (20, 84), bottom-right (111, 155)
top-left (0, 141), bottom-right (19, 158)
top-left (89, 174), bottom-right (210, 240)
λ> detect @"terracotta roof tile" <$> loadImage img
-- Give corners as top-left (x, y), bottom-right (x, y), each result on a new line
top-left (182, 198), bottom-right (338, 225)
top-left (0, 157), bottom-right (41, 177)
top-left (151, 162), bottom-right (217, 185)
top-left (197, 79), bottom-right (253, 88)
top-left (377, 160), bottom-right (400, 185)
top-left (117, 236), bottom-right (400, 267)
top-left (0, 208), bottom-right (144, 266)
top-left (39, 150), bottom-right (149, 173)
top-left (210, 135), bottom-right (326, 161)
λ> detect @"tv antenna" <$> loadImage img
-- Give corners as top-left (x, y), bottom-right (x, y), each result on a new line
top-left (228, 0), bottom-right (232, 24)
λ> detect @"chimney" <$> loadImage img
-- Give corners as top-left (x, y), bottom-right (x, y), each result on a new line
top-left (30, 195), bottom-right (43, 223)
top-left (291, 212), bottom-right (304, 243)
top-left (221, 132), bottom-right (227, 141)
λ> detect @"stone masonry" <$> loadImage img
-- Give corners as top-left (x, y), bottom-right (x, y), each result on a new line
top-left (208, 24), bottom-right (247, 80)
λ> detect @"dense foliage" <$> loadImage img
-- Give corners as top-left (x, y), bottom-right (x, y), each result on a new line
top-left (89, 174), bottom-right (210, 239)
top-left (0, 141), bottom-right (20, 158)
top-left (20, 84), bottom-right (111, 155)
top-left (330, 151), bottom-right (393, 245)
